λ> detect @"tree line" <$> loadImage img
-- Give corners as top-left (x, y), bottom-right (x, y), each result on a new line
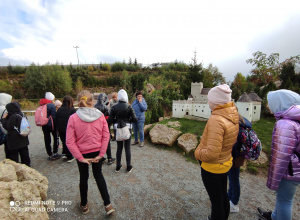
top-left (0, 51), bottom-right (299, 120)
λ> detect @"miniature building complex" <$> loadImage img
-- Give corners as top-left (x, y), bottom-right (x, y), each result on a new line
top-left (172, 83), bottom-right (262, 122)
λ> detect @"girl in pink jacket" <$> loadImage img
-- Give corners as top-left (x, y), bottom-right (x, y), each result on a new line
top-left (66, 90), bottom-right (115, 216)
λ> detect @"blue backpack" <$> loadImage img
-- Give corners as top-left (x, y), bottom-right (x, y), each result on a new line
top-left (239, 127), bottom-right (262, 161)
top-left (0, 127), bottom-right (6, 145)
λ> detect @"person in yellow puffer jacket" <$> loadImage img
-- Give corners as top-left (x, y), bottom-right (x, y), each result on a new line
top-left (194, 84), bottom-right (239, 220)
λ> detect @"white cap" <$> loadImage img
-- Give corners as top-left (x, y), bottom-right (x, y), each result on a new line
top-left (45, 92), bottom-right (55, 101)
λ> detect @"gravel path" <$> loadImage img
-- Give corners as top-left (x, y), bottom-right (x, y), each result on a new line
top-left (1, 116), bottom-right (299, 220)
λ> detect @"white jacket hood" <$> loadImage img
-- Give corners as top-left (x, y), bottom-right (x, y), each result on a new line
top-left (0, 93), bottom-right (12, 116)
top-left (118, 89), bottom-right (128, 103)
top-left (0, 93), bottom-right (12, 106)
top-left (76, 107), bottom-right (103, 122)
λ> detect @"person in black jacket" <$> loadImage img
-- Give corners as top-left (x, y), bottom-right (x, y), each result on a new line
top-left (108, 89), bottom-right (137, 173)
top-left (56, 96), bottom-right (76, 162)
top-left (94, 93), bottom-right (116, 165)
top-left (39, 92), bottom-right (61, 160)
top-left (2, 101), bottom-right (31, 166)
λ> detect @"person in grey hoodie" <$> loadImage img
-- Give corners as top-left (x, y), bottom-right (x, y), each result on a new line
top-left (0, 93), bottom-right (12, 158)
top-left (94, 93), bottom-right (116, 165)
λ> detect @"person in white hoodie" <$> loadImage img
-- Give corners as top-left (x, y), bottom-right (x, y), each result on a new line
top-left (66, 90), bottom-right (115, 216)
top-left (0, 93), bottom-right (13, 158)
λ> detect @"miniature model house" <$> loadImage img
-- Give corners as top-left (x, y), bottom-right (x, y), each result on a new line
top-left (172, 83), bottom-right (262, 122)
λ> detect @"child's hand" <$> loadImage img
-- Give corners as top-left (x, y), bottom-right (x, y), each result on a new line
top-left (91, 156), bottom-right (102, 163)
top-left (81, 158), bottom-right (92, 165)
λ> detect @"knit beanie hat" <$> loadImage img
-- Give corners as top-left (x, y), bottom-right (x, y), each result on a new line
top-left (55, 100), bottom-right (62, 107)
top-left (207, 84), bottom-right (232, 105)
top-left (45, 92), bottom-right (55, 101)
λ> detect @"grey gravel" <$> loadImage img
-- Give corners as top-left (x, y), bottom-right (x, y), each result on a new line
top-left (0, 116), bottom-right (299, 220)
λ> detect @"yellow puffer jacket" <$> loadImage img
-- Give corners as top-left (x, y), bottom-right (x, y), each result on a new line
top-left (195, 102), bottom-right (239, 173)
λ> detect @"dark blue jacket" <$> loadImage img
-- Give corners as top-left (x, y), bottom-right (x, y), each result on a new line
top-left (45, 103), bottom-right (56, 128)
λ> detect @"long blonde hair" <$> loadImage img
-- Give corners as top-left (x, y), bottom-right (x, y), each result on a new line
top-left (77, 90), bottom-right (93, 107)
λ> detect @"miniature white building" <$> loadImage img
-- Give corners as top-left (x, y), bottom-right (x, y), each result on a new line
top-left (235, 92), bottom-right (262, 122)
top-left (172, 82), bottom-right (211, 119)
top-left (172, 83), bottom-right (262, 122)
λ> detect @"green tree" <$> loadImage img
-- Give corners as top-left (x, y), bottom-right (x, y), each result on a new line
top-left (134, 58), bottom-right (138, 66)
top-left (150, 108), bottom-right (159, 123)
top-left (157, 104), bottom-right (164, 117)
top-left (25, 64), bottom-right (73, 98)
top-left (231, 72), bottom-right (247, 101)
top-left (246, 51), bottom-right (280, 86)
top-left (188, 50), bottom-right (203, 83)
top-left (202, 68), bottom-right (214, 88)
top-left (75, 77), bottom-right (83, 94)
top-left (25, 64), bottom-right (46, 98)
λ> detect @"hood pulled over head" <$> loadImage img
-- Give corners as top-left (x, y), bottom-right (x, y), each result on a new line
top-left (267, 89), bottom-right (300, 114)
top-left (76, 107), bottom-right (103, 122)
top-left (97, 93), bottom-right (109, 105)
top-left (0, 93), bottom-right (12, 106)
top-left (118, 89), bottom-right (128, 103)
top-left (6, 101), bottom-right (21, 115)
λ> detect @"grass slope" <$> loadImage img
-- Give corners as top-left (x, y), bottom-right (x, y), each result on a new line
top-left (147, 116), bottom-right (276, 165)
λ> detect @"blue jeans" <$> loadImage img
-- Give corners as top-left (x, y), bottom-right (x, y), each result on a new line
top-left (132, 121), bottom-right (144, 142)
top-left (271, 179), bottom-right (300, 220)
top-left (228, 166), bottom-right (240, 205)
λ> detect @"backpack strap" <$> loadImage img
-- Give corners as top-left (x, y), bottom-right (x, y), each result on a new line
top-left (45, 104), bottom-right (54, 130)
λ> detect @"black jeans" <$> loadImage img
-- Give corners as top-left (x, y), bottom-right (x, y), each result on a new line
top-left (106, 140), bottom-right (112, 160)
top-left (4, 141), bottom-right (9, 158)
top-left (42, 126), bottom-right (58, 156)
top-left (59, 131), bottom-right (73, 160)
top-left (201, 167), bottom-right (230, 220)
top-left (9, 146), bottom-right (31, 166)
top-left (116, 132), bottom-right (131, 167)
top-left (76, 151), bottom-right (111, 206)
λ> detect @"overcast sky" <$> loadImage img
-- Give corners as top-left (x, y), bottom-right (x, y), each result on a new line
top-left (0, 0), bottom-right (299, 82)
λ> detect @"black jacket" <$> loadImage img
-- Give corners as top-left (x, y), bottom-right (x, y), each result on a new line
top-left (2, 102), bottom-right (29, 150)
top-left (94, 93), bottom-right (109, 117)
top-left (56, 106), bottom-right (76, 132)
top-left (108, 101), bottom-right (137, 125)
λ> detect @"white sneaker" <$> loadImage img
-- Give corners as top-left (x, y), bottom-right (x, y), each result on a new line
top-left (230, 200), bottom-right (239, 213)
top-left (67, 158), bottom-right (75, 163)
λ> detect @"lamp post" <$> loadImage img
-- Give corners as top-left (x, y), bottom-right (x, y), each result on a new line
top-left (73, 46), bottom-right (80, 67)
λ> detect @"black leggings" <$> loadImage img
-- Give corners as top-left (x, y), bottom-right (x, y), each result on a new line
top-left (76, 151), bottom-right (111, 206)
top-left (201, 167), bottom-right (230, 220)
top-left (42, 126), bottom-right (58, 156)
top-left (59, 131), bottom-right (73, 160)
top-left (9, 146), bottom-right (31, 167)
top-left (116, 135), bottom-right (131, 167)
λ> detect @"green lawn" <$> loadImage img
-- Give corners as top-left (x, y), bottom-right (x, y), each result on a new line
top-left (251, 117), bottom-right (276, 156)
top-left (147, 116), bottom-right (276, 163)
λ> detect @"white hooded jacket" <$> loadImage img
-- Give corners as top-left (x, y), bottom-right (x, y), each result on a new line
top-left (0, 93), bottom-right (12, 117)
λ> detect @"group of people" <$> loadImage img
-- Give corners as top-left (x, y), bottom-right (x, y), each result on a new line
top-left (0, 89), bottom-right (148, 216)
top-left (0, 84), bottom-right (299, 219)
top-left (194, 85), bottom-right (300, 220)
